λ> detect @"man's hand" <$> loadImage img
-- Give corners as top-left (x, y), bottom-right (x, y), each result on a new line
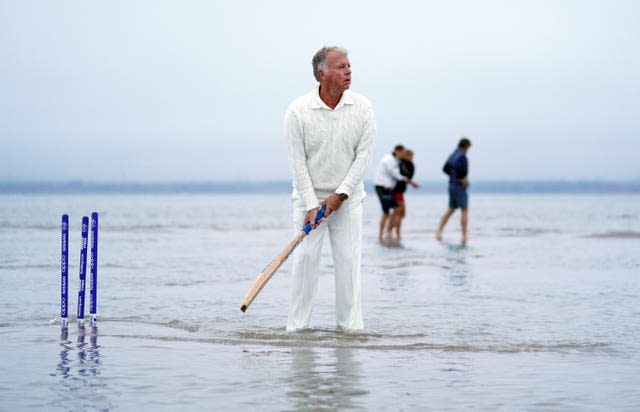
top-left (460, 177), bottom-right (469, 188)
top-left (408, 179), bottom-right (420, 189)
top-left (304, 207), bottom-right (320, 230)
top-left (323, 193), bottom-right (344, 218)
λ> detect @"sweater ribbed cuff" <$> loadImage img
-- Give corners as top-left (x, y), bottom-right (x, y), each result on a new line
top-left (302, 193), bottom-right (320, 212)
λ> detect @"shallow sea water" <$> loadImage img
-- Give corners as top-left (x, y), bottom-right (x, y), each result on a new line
top-left (1, 193), bottom-right (639, 410)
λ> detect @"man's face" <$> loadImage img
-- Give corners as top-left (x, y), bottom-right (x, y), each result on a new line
top-left (319, 51), bottom-right (352, 91)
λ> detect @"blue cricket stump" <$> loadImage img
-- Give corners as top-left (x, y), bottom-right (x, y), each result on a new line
top-left (60, 215), bottom-right (69, 328)
top-left (89, 212), bottom-right (98, 326)
top-left (77, 216), bottom-right (89, 325)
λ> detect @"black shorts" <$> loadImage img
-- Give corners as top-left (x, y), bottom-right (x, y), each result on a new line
top-left (375, 186), bottom-right (397, 214)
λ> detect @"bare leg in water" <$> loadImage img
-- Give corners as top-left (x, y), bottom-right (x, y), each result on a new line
top-left (460, 208), bottom-right (468, 246)
top-left (386, 202), bottom-right (405, 241)
top-left (435, 208), bottom-right (455, 241)
top-left (378, 212), bottom-right (391, 242)
top-left (436, 207), bottom-right (468, 246)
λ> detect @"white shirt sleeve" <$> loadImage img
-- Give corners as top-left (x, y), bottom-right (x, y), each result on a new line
top-left (373, 153), bottom-right (405, 189)
top-left (335, 104), bottom-right (376, 197)
top-left (284, 108), bottom-right (320, 211)
top-left (385, 155), bottom-right (405, 182)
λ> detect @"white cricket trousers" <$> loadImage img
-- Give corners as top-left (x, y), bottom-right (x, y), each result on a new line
top-left (286, 197), bottom-right (364, 331)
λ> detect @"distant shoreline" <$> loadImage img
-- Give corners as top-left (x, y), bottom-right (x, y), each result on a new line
top-left (1, 180), bottom-right (638, 194)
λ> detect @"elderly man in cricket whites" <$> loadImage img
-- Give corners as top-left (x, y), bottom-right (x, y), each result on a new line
top-left (284, 45), bottom-right (376, 331)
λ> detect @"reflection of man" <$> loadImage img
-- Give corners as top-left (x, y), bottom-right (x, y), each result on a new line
top-left (436, 137), bottom-right (472, 246)
top-left (289, 347), bottom-right (364, 410)
top-left (373, 145), bottom-right (417, 241)
top-left (284, 46), bottom-right (376, 331)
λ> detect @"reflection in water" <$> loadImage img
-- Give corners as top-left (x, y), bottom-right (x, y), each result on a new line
top-left (52, 326), bottom-right (112, 410)
top-left (444, 245), bottom-right (471, 288)
top-left (287, 345), bottom-right (368, 411)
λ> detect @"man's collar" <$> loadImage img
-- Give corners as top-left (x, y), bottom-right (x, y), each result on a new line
top-left (312, 85), bottom-right (353, 110)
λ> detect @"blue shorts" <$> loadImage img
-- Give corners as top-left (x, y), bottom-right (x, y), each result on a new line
top-left (448, 183), bottom-right (468, 209)
top-left (375, 186), bottom-right (397, 214)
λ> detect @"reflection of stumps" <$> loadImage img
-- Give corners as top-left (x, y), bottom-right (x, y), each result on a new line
top-left (90, 326), bottom-right (98, 346)
top-left (77, 216), bottom-right (89, 325)
top-left (77, 323), bottom-right (86, 345)
top-left (89, 212), bottom-right (99, 326)
top-left (60, 215), bottom-right (69, 328)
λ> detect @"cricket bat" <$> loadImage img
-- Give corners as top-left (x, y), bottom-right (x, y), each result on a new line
top-left (240, 205), bottom-right (326, 312)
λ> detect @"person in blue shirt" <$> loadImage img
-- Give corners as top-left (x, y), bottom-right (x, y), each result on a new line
top-left (436, 138), bottom-right (472, 246)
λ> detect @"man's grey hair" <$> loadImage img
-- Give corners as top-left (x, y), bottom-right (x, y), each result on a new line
top-left (312, 46), bottom-right (348, 81)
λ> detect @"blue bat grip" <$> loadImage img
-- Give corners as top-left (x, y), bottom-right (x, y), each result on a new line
top-left (302, 205), bottom-right (326, 235)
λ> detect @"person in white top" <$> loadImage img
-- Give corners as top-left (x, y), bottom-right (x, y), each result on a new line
top-left (284, 45), bottom-right (376, 331)
top-left (373, 145), bottom-right (418, 241)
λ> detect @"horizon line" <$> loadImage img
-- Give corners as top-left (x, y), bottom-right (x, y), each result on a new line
top-left (1, 179), bottom-right (638, 194)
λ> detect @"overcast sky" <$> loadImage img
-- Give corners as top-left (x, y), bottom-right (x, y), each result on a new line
top-left (1, 1), bottom-right (639, 182)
